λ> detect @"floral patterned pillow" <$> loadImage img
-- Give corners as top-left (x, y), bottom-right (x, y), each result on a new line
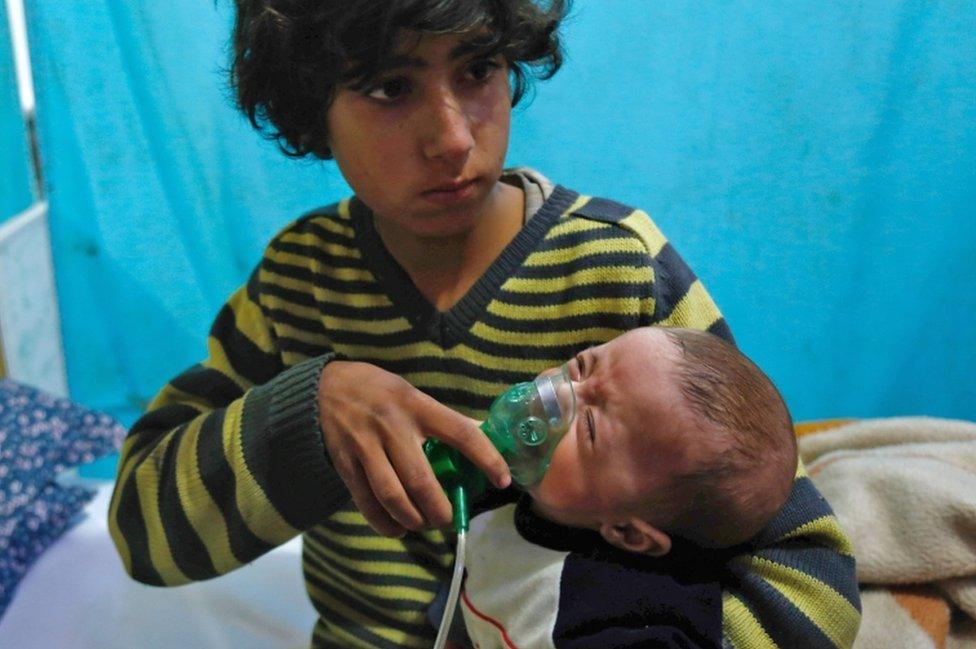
top-left (0, 379), bottom-right (126, 617)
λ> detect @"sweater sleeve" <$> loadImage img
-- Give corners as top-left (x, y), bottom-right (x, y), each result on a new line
top-left (720, 462), bottom-right (861, 649)
top-left (623, 210), bottom-right (862, 648)
top-left (108, 262), bottom-right (350, 586)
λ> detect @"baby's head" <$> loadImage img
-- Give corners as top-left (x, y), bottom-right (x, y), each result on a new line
top-left (528, 327), bottom-right (797, 555)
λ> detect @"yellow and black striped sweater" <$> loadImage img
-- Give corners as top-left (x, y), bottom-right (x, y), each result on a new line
top-left (109, 177), bottom-right (860, 648)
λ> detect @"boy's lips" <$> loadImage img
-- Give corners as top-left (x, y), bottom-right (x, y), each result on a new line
top-left (421, 177), bottom-right (480, 205)
top-left (424, 177), bottom-right (478, 193)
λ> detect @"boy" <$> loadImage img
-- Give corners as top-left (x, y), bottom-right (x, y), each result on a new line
top-left (460, 327), bottom-right (799, 648)
top-left (109, 2), bottom-right (859, 647)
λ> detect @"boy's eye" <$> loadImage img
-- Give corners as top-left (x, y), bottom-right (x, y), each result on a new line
top-left (365, 78), bottom-right (411, 103)
top-left (467, 57), bottom-right (502, 83)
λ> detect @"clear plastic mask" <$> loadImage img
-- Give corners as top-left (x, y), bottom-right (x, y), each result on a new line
top-left (480, 365), bottom-right (576, 487)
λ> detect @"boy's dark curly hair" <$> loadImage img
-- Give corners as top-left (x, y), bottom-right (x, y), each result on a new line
top-left (231, 0), bottom-right (569, 159)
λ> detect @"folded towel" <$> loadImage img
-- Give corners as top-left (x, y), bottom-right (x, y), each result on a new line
top-left (799, 417), bottom-right (976, 649)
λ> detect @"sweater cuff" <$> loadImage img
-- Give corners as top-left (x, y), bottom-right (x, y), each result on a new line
top-left (243, 353), bottom-right (350, 529)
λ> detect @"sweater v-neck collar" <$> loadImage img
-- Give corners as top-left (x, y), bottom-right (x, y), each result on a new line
top-left (349, 183), bottom-right (577, 348)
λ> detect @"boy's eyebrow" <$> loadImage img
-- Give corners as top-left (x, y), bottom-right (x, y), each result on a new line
top-left (377, 39), bottom-right (498, 73)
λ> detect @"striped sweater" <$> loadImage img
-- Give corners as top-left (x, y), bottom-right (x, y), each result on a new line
top-left (108, 171), bottom-right (860, 648)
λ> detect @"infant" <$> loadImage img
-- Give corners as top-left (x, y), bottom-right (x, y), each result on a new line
top-left (459, 327), bottom-right (798, 648)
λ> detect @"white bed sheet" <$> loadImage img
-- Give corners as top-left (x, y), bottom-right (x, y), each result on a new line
top-left (0, 482), bottom-right (317, 649)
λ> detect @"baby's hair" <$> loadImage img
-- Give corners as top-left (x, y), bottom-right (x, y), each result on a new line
top-left (230, 0), bottom-right (569, 159)
top-left (658, 328), bottom-right (797, 547)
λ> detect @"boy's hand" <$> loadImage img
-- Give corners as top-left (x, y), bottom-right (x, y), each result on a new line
top-left (318, 360), bottom-right (511, 537)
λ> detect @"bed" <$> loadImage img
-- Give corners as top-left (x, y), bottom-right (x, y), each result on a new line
top-left (2, 381), bottom-right (975, 648)
top-left (0, 481), bottom-right (315, 649)
top-left (0, 378), bottom-right (315, 648)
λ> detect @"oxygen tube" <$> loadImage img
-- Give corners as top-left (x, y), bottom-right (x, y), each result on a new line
top-left (423, 366), bottom-right (576, 649)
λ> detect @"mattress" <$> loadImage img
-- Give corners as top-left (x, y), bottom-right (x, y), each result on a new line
top-left (0, 481), bottom-right (316, 648)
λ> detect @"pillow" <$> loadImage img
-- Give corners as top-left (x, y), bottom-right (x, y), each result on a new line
top-left (0, 380), bottom-right (127, 492)
top-left (0, 482), bottom-right (94, 615)
top-left (0, 379), bottom-right (126, 618)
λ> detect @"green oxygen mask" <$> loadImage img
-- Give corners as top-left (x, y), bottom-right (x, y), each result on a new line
top-left (424, 367), bottom-right (576, 649)
top-left (422, 365), bottom-right (576, 532)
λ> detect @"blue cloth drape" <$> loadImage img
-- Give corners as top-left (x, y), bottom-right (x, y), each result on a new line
top-left (11, 0), bottom-right (976, 429)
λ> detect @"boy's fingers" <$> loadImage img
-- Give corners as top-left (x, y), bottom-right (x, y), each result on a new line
top-left (387, 439), bottom-right (453, 529)
top-left (360, 446), bottom-right (427, 532)
top-left (343, 459), bottom-right (406, 537)
top-left (417, 394), bottom-right (511, 489)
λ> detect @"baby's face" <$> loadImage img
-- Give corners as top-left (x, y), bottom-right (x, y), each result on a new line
top-left (528, 328), bottom-right (704, 529)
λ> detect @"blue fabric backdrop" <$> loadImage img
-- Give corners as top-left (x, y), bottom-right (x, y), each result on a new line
top-left (6, 1), bottom-right (975, 446)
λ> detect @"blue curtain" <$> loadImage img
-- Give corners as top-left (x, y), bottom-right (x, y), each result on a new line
top-left (15, 0), bottom-right (976, 434)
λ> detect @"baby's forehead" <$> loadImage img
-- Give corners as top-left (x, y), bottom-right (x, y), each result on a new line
top-left (601, 327), bottom-right (678, 371)
top-left (604, 338), bottom-right (684, 405)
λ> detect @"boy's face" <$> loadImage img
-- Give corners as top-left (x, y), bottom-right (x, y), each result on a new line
top-left (326, 31), bottom-right (513, 239)
top-left (529, 329), bottom-right (704, 529)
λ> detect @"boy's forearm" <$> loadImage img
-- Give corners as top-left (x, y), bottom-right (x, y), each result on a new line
top-left (108, 354), bottom-right (344, 585)
top-left (720, 461), bottom-right (861, 649)
top-left (108, 274), bottom-right (347, 585)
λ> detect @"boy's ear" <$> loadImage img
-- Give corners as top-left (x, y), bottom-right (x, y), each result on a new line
top-left (599, 518), bottom-right (671, 556)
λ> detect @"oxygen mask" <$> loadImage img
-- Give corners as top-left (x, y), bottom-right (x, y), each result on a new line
top-left (424, 366), bottom-right (576, 649)
top-left (479, 364), bottom-right (576, 488)
top-left (423, 365), bottom-right (577, 528)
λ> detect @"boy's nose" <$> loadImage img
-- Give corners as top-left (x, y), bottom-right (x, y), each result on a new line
top-left (421, 88), bottom-right (475, 163)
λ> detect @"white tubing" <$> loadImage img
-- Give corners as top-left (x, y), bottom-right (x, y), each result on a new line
top-left (433, 529), bottom-right (466, 649)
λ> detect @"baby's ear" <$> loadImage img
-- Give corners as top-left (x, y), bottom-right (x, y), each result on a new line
top-left (599, 519), bottom-right (671, 556)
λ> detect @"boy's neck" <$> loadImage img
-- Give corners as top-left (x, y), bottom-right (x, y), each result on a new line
top-left (375, 181), bottom-right (525, 311)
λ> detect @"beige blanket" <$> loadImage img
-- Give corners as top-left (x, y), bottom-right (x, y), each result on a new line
top-left (799, 417), bottom-right (976, 649)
